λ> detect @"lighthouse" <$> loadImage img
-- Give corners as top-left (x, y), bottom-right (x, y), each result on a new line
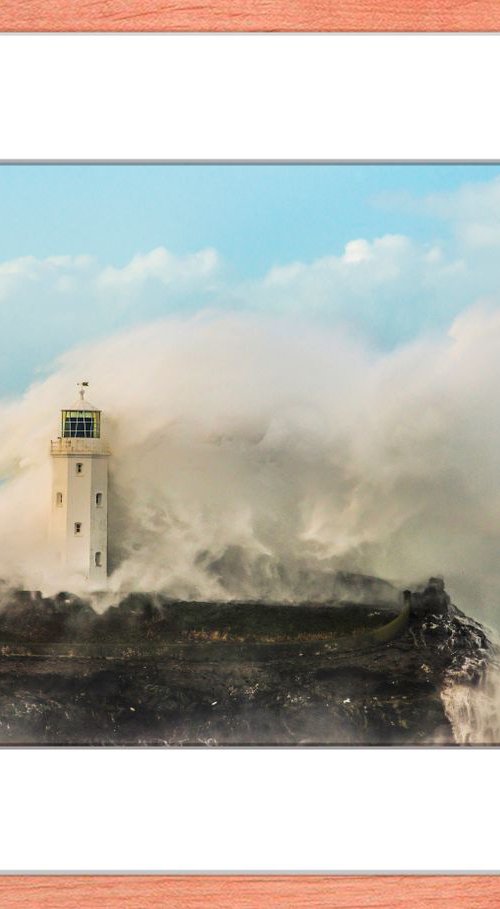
top-left (50, 383), bottom-right (110, 584)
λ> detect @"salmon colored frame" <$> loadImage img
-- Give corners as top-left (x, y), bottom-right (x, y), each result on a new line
top-left (0, 876), bottom-right (499, 908)
top-left (1, 0), bottom-right (500, 30)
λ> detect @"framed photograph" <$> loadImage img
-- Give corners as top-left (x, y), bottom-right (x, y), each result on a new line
top-left (0, 26), bottom-right (499, 888)
top-left (1, 160), bottom-right (500, 747)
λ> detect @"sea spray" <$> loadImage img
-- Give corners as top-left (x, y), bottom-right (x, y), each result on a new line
top-left (2, 309), bottom-right (500, 620)
top-left (442, 637), bottom-right (500, 744)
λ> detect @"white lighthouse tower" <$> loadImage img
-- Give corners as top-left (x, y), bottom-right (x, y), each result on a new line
top-left (50, 382), bottom-right (110, 584)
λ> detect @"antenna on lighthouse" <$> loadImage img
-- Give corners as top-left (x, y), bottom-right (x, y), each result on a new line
top-left (77, 381), bottom-right (89, 402)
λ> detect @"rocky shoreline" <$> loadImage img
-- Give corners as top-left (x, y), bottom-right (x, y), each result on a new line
top-left (0, 577), bottom-right (493, 745)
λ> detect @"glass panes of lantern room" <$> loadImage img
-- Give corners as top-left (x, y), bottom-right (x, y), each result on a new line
top-left (61, 410), bottom-right (101, 439)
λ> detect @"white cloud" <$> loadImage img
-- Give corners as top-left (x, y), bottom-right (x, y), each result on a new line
top-left (3, 175), bottom-right (500, 396)
top-left (383, 175), bottom-right (500, 252)
top-left (0, 246), bottom-right (220, 305)
top-left (255, 232), bottom-right (465, 347)
top-left (263, 234), bottom-right (428, 296)
top-left (0, 253), bottom-right (95, 301)
top-left (343, 238), bottom-right (374, 263)
top-left (97, 246), bottom-right (220, 289)
top-left (0, 246), bottom-right (225, 393)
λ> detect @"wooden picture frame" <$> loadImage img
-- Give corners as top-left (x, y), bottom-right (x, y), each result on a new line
top-left (0, 876), bottom-right (498, 908)
top-left (1, 0), bottom-right (500, 31)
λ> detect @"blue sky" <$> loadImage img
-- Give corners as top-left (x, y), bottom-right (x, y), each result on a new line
top-left (2, 163), bottom-right (499, 273)
top-left (2, 163), bottom-right (500, 395)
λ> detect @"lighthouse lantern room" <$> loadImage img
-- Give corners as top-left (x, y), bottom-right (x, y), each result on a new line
top-left (50, 382), bottom-right (110, 584)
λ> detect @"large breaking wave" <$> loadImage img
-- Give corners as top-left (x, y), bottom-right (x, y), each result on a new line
top-left (1, 307), bottom-right (500, 624)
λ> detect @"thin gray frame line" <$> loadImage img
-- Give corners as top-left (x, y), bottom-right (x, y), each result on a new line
top-left (1, 159), bottom-right (500, 164)
top-left (0, 744), bottom-right (498, 749)
top-left (0, 870), bottom-right (498, 875)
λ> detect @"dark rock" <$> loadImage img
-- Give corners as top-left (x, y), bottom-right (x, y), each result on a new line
top-left (0, 576), bottom-right (492, 745)
top-left (408, 576), bottom-right (452, 618)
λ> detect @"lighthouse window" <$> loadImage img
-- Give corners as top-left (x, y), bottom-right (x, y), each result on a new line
top-left (95, 492), bottom-right (103, 507)
top-left (62, 410), bottom-right (100, 439)
top-left (74, 522), bottom-right (82, 535)
top-left (95, 551), bottom-right (102, 567)
top-left (76, 462), bottom-right (83, 475)
top-left (56, 492), bottom-right (63, 506)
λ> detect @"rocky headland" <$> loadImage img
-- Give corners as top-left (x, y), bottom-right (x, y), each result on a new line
top-left (0, 576), bottom-right (493, 745)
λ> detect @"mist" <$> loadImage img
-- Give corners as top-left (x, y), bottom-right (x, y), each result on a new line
top-left (1, 306), bottom-right (500, 624)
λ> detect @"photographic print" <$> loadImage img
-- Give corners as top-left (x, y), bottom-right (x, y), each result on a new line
top-left (1, 162), bottom-right (500, 746)
top-left (0, 876), bottom-right (498, 908)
